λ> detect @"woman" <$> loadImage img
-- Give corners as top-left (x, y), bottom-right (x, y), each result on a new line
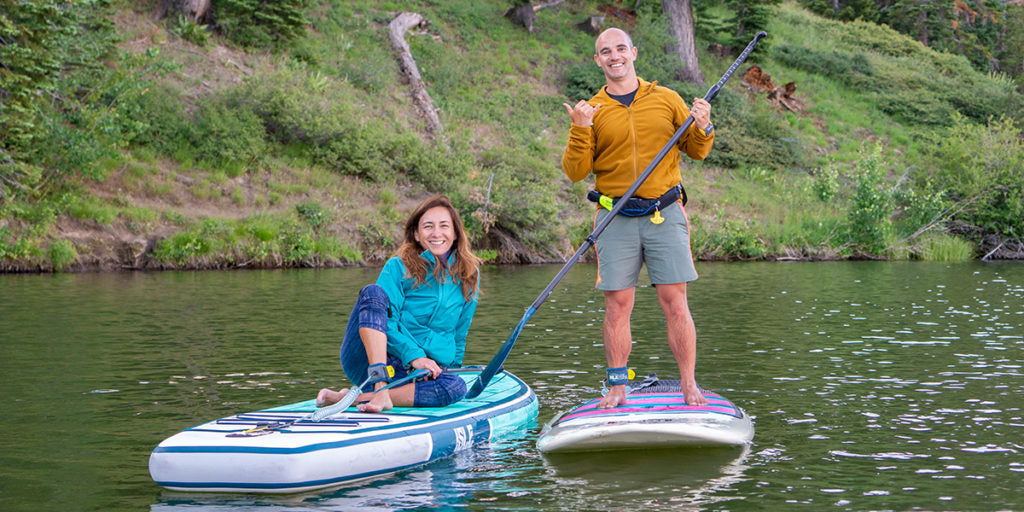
top-left (317, 195), bottom-right (481, 413)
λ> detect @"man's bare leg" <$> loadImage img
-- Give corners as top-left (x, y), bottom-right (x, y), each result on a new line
top-left (656, 282), bottom-right (708, 406)
top-left (598, 287), bottom-right (635, 409)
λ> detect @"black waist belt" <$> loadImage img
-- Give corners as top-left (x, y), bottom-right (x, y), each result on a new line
top-left (587, 184), bottom-right (687, 217)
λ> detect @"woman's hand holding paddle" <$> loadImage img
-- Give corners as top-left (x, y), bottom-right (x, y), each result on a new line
top-left (410, 357), bottom-right (442, 379)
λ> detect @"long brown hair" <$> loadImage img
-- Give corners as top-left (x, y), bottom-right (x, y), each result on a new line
top-left (395, 195), bottom-right (481, 301)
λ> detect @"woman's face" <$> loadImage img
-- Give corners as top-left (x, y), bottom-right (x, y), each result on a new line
top-left (414, 206), bottom-right (456, 258)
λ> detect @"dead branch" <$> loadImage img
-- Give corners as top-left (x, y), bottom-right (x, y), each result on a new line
top-left (388, 13), bottom-right (444, 140)
top-left (742, 66), bottom-right (804, 112)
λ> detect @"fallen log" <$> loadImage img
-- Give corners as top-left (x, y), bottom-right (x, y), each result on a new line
top-left (388, 13), bottom-right (444, 139)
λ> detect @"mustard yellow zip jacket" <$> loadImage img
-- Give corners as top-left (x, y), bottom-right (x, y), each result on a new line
top-left (561, 78), bottom-right (714, 199)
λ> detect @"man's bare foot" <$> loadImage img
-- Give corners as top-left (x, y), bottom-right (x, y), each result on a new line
top-left (682, 383), bottom-right (708, 407)
top-left (316, 388), bottom-right (348, 407)
top-left (598, 385), bottom-right (628, 409)
top-left (357, 389), bottom-right (393, 413)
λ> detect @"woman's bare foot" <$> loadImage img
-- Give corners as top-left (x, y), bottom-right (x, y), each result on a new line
top-left (316, 388), bottom-right (348, 407)
top-left (357, 389), bottom-right (393, 413)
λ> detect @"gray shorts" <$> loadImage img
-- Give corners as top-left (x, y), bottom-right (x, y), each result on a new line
top-left (594, 202), bottom-right (698, 291)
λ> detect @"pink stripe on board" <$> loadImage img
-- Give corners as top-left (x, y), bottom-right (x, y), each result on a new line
top-left (578, 393), bottom-right (727, 408)
top-left (560, 404), bottom-right (735, 422)
top-left (570, 400), bottom-right (732, 414)
top-left (561, 398), bottom-right (739, 423)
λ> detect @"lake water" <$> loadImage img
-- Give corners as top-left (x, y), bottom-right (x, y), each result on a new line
top-left (1, 261), bottom-right (1022, 511)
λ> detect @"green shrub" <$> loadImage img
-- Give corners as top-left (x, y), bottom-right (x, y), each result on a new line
top-left (313, 124), bottom-right (399, 181)
top-left (359, 221), bottom-right (397, 249)
top-left (870, 89), bottom-right (952, 127)
top-left (395, 137), bottom-right (472, 193)
top-left (917, 114), bottom-right (1024, 238)
top-left (846, 144), bottom-right (894, 255)
top-left (917, 235), bottom-right (975, 262)
top-left (947, 75), bottom-right (1022, 125)
top-left (313, 235), bottom-right (357, 263)
top-left (707, 219), bottom-right (768, 259)
top-left (279, 226), bottom-right (315, 263)
top-left (230, 186), bottom-right (245, 205)
top-left (564, 63), bottom-right (606, 102)
top-left (191, 95), bottom-right (266, 166)
top-left (48, 239), bottom-right (77, 271)
top-left (687, 87), bottom-right (803, 170)
top-left (771, 46), bottom-right (873, 82)
top-left (246, 216), bottom-right (279, 243)
top-left (473, 146), bottom-right (563, 248)
top-left (121, 83), bottom-right (192, 156)
top-left (67, 196), bottom-right (117, 224)
top-left (475, 248), bottom-right (498, 263)
top-left (324, 29), bottom-right (395, 93)
top-left (0, 0), bottom-right (119, 191)
top-left (295, 201), bottom-right (330, 229)
top-left (211, 0), bottom-right (309, 48)
top-left (813, 163), bottom-right (840, 201)
top-left (338, 243), bottom-right (363, 264)
top-left (839, 19), bottom-right (927, 58)
top-left (171, 14), bottom-right (210, 46)
top-left (154, 230), bottom-right (214, 265)
top-left (0, 227), bottom-right (41, 261)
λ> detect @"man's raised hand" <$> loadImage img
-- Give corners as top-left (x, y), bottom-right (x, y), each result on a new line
top-left (563, 100), bottom-right (601, 127)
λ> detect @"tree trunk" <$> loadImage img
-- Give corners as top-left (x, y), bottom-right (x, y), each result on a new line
top-left (661, 0), bottom-right (705, 84)
top-left (917, 7), bottom-right (929, 46)
top-left (160, 0), bottom-right (211, 22)
top-left (388, 13), bottom-right (444, 140)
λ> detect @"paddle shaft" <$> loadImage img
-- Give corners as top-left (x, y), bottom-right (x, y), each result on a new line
top-left (466, 31), bottom-right (767, 399)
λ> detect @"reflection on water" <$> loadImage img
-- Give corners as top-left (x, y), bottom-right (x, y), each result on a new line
top-left (2, 262), bottom-right (1023, 511)
top-left (541, 446), bottom-right (752, 510)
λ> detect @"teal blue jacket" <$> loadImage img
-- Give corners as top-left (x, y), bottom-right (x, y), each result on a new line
top-left (376, 251), bottom-right (478, 368)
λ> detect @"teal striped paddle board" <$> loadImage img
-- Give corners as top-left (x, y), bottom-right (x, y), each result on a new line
top-left (150, 368), bottom-right (538, 493)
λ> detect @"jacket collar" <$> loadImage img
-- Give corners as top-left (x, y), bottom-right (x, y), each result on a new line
top-left (595, 77), bottom-right (655, 105)
top-left (419, 249), bottom-right (456, 267)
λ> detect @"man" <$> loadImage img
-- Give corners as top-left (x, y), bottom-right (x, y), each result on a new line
top-left (562, 28), bottom-right (713, 409)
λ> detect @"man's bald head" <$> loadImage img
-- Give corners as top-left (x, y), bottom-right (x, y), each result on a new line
top-left (595, 28), bottom-right (634, 55)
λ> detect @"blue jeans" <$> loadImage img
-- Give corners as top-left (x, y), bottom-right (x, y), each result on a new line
top-left (339, 285), bottom-right (467, 407)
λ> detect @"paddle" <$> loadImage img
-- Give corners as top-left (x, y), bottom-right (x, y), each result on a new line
top-left (466, 31), bottom-right (768, 400)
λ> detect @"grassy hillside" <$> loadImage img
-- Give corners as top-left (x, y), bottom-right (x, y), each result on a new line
top-left (1, 0), bottom-right (1022, 272)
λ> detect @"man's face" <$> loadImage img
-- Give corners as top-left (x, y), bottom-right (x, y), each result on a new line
top-left (594, 29), bottom-right (637, 82)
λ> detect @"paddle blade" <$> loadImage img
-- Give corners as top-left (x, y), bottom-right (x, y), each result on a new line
top-left (466, 310), bottom-right (533, 399)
